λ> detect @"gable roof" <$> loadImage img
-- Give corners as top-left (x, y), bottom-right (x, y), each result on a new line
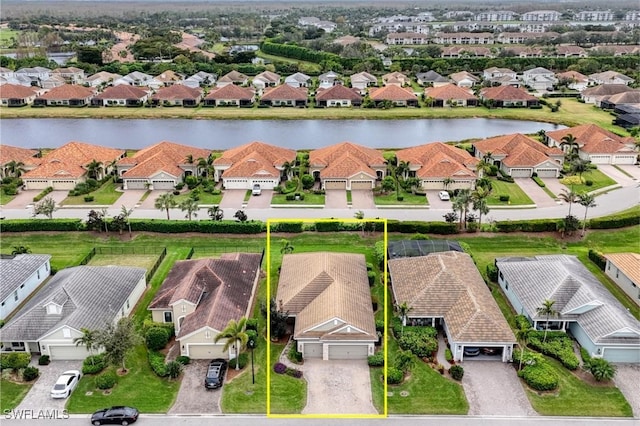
top-left (85, 71), bottom-right (122, 83)
top-left (152, 84), bottom-right (202, 101)
top-left (205, 84), bottom-right (254, 101)
top-left (0, 254), bottom-right (51, 303)
top-left (369, 85), bottom-right (417, 101)
top-left (473, 133), bottom-right (563, 168)
top-left (582, 84), bottom-right (634, 97)
top-left (389, 251), bottom-right (515, 344)
top-left (545, 124), bottom-right (635, 154)
top-left (480, 85), bottom-right (537, 101)
top-left (0, 83), bottom-right (38, 99)
top-left (424, 83), bottom-right (477, 101)
top-left (350, 72), bottom-right (377, 83)
top-left (1, 266), bottom-right (146, 341)
top-left (416, 70), bottom-right (448, 83)
top-left (496, 255), bottom-right (640, 345)
top-left (215, 141), bottom-right (295, 169)
top-left (260, 84), bottom-right (307, 101)
top-left (589, 70), bottom-right (634, 83)
top-left (93, 85), bottom-right (148, 100)
top-left (604, 90), bottom-right (640, 105)
top-left (285, 72), bottom-right (311, 83)
top-left (153, 70), bottom-right (182, 83)
top-left (119, 141), bottom-right (211, 179)
top-left (277, 252), bottom-right (376, 341)
top-left (605, 253), bottom-right (640, 285)
top-left (310, 141), bottom-right (384, 169)
top-left (218, 70), bottom-right (248, 83)
top-left (36, 84), bottom-right (94, 100)
top-left (149, 253), bottom-right (262, 338)
top-left (0, 144), bottom-right (41, 167)
top-left (449, 71), bottom-right (479, 83)
top-left (254, 70), bottom-right (280, 83)
top-left (397, 142), bottom-right (478, 179)
top-left (315, 84), bottom-right (363, 101)
top-left (524, 67), bottom-right (554, 75)
top-left (556, 70), bottom-right (588, 82)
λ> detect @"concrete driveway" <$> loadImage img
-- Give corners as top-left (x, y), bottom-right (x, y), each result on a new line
top-left (246, 191), bottom-right (273, 209)
top-left (3, 190), bottom-right (40, 209)
top-left (17, 360), bottom-right (82, 411)
top-left (427, 191), bottom-right (450, 210)
top-left (540, 177), bottom-right (568, 198)
top-left (599, 165), bottom-right (636, 187)
top-left (325, 190), bottom-right (347, 209)
top-left (116, 189), bottom-right (146, 209)
top-left (460, 362), bottom-right (536, 416)
top-left (614, 364), bottom-right (640, 418)
top-left (169, 360), bottom-right (221, 414)
top-left (351, 190), bottom-right (376, 210)
top-left (219, 189), bottom-right (246, 209)
top-left (302, 359), bottom-right (376, 415)
top-left (138, 190), bottom-right (167, 209)
top-left (514, 178), bottom-right (556, 208)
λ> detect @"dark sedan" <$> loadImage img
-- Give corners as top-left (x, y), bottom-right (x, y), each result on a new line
top-left (90, 406), bottom-right (139, 425)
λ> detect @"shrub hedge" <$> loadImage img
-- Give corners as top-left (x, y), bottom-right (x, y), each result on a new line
top-left (588, 249), bottom-right (607, 270)
top-left (33, 187), bottom-right (53, 202)
top-left (368, 352), bottom-right (384, 367)
top-left (518, 363), bottom-right (559, 391)
top-left (0, 219), bottom-right (84, 232)
top-left (229, 352), bottom-right (249, 370)
top-left (82, 354), bottom-right (107, 375)
top-left (0, 352), bottom-right (30, 370)
top-left (145, 327), bottom-right (170, 351)
top-left (270, 221), bottom-right (304, 233)
top-left (129, 219), bottom-right (263, 234)
top-left (532, 176), bottom-right (546, 187)
top-left (148, 350), bottom-right (168, 377)
top-left (589, 210), bottom-right (640, 229)
top-left (495, 219), bottom-right (558, 233)
top-left (527, 332), bottom-right (580, 370)
top-left (142, 320), bottom-right (175, 338)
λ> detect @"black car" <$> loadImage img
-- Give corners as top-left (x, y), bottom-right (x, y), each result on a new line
top-left (204, 358), bottom-right (227, 390)
top-left (91, 406), bottom-right (139, 425)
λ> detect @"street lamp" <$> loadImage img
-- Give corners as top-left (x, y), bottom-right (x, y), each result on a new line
top-left (247, 333), bottom-right (257, 385)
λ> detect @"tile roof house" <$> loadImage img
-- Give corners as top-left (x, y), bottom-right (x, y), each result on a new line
top-left (114, 71), bottom-right (154, 87)
top-left (15, 67), bottom-right (51, 86)
top-left (448, 71), bottom-right (479, 88)
top-left (389, 251), bottom-right (516, 362)
top-left (369, 85), bottom-right (418, 107)
top-left (148, 253), bottom-right (262, 359)
top-left (473, 133), bottom-right (564, 178)
top-left (150, 70), bottom-right (183, 88)
top-left (479, 86), bottom-right (539, 108)
top-left (260, 84), bottom-right (308, 107)
top-left (349, 72), bottom-right (378, 93)
top-left (309, 142), bottom-right (386, 190)
top-left (277, 252), bottom-right (377, 360)
top-left (33, 84), bottom-right (95, 107)
top-left (151, 84), bottom-right (203, 107)
top-left (183, 71), bottom-right (216, 89)
top-left (589, 71), bottom-right (634, 86)
top-left (580, 84), bottom-right (635, 106)
top-left (51, 67), bottom-right (86, 85)
top-left (91, 85), bottom-right (149, 107)
top-left (118, 141), bottom-right (211, 190)
top-left (555, 45), bottom-right (588, 58)
top-left (382, 71), bottom-right (410, 87)
top-left (496, 255), bottom-right (640, 363)
top-left (284, 72), bottom-right (311, 88)
top-left (251, 71), bottom-right (280, 90)
top-left (556, 70), bottom-right (589, 91)
top-left (216, 70), bottom-right (249, 87)
top-left (203, 84), bottom-right (255, 107)
top-left (315, 85), bottom-right (363, 107)
top-left (0, 84), bottom-right (39, 107)
top-left (213, 141), bottom-right (296, 190)
top-left (22, 141), bottom-right (125, 190)
top-left (441, 46), bottom-right (492, 58)
top-left (0, 254), bottom-right (51, 320)
top-left (604, 254), bottom-right (640, 306)
top-left (416, 70), bottom-right (448, 87)
top-left (424, 83), bottom-right (478, 107)
top-left (0, 145), bottom-right (42, 178)
top-left (40, 74), bottom-right (67, 90)
top-left (521, 67), bottom-right (558, 91)
top-left (0, 265), bottom-right (146, 360)
top-left (396, 142), bottom-right (478, 190)
top-left (545, 124), bottom-right (637, 165)
top-left (85, 71), bottom-right (122, 88)
top-left (600, 90), bottom-right (640, 110)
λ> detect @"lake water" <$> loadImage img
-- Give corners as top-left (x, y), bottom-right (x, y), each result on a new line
top-left (1, 118), bottom-right (565, 150)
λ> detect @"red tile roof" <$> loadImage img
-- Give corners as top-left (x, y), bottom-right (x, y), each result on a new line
top-left (480, 85), bottom-right (537, 101)
top-left (260, 84), bottom-right (307, 101)
top-left (37, 84), bottom-right (94, 100)
top-left (93, 85), bottom-right (148, 100)
top-left (0, 84), bottom-right (38, 99)
top-left (215, 141), bottom-right (295, 178)
top-left (120, 141), bottom-right (211, 179)
top-left (369, 85), bottom-right (417, 101)
top-left (310, 142), bottom-right (384, 179)
top-left (0, 145), bottom-right (41, 167)
top-left (473, 134), bottom-right (563, 168)
top-left (556, 70), bottom-right (588, 82)
top-left (424, 83), bottom-right (478, 101)
top-left (205, 84), bottom-right (254, 100)
top-left (315, 85), bottom-right (362, 101)
top-left (152, 84), bottom-right (202, 101)
top-left (397, 143), bottom-right (478, 179)
top-left (545, 124), bottom-right (636, 155)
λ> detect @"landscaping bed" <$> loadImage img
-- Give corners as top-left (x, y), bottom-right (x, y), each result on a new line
top-left (374, 191), bottom-right (428, 206)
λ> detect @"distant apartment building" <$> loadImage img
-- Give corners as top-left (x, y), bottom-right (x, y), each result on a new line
top-left (443, 11), bottom-right (473, 19)
top-left (497, 32), bottom-right (559, 44)
top-left (520, 10), bottom-right (561, 21)
top-left (298, 17), bottom-right (336, 33)
top-left (475, 11), bottom-right (516, 21)
top-left (386, 32), bottom-right (430, 45)
top-left (433, 32), bottom-right (494, 44)
top-left (625, 11), bottom-right (640, 21)
top-left (371, 22), bottom-right (430, 36)
top-left (574, 10), bottom-right (615, 21)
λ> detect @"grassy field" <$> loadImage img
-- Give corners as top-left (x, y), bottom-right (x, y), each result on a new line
top-left (256, 50), bottom-right (322, 74)
top-left (0, 192), bottom-right (17, 205)
top-left (0, 28), bottom-right (18, 48)
top-left (563, 169), bottom-right (618, 194)
top-left (487, 179), bottom-right (535, 206)
top-left (174, 191), bottom-right (223, 205)
top-left (61, 180), bottom-right (123, 206)
top-left (0, 378), bottom-right (32, 412)
top-left (88, 253), bottom-right (160, 269)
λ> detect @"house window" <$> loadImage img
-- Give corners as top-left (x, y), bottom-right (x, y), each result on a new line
top-left (616, 271), bottom-right (619, 278)
top-left (127, 300), bottom-right (130, 309)
top-left (164, 311), bottom-right (173, 322)
top-left (607, 264), bottom-right (610, 271)
top-left (205, 330), bottom-right (211, 339)
top-left (45, 263), bottom-right (49, 271)
top-left (499, 271), bottom-right (504, 281)
top-left (37, 270), bottom-right (40, 279)
top-left (20, 284), bottom-right (24, 289)
top-left (181, 304), bottom-right (186, 313)
top-left (505, 281), bottom-right (509, 290)
top-left (62, 328), bottom-right (71, 338)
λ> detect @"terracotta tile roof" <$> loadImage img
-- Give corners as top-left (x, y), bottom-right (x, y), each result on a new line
top-left (382, 71), bottom-right (408, 82)
top-left (205, 84), bottom-right (254, 100)
top-left (0, 83), bottom-right (38, 99)
top-left (260, 84), bottom-right (308, 101)
top-left (604, 253), bottom-right (640, 286)
top-left (556, 70), bottom-right (588, 82)
top-left (397, 143), bottom-right (478, 179)
top-left (449, 71), bottom-right (479, 83)
top-left (37, 84), bottom-right (94, 100)
top-left (545, 124), bottom-right (636, 155)
top-left (152, 84), bottom-right (203, 101)
top-left (23, 141), bottom-right (124, 179)
top-left (218, 70), bottom-right (249, 83)
top-left (389, 251), bottom-right (516, 344)
top-left (222, 150), bottom-right (282, 178)
top-left (369, 85), bottom-right (417, 101)
top-left (120, 141), bottom-right (211, 178)
top-left (215, 141), bottom-right (295, 167)
top-left (315, 85), bottom-right (362, 101)
top-left (149, 253), bottom-right (262, 338)
top-left (424, 83), bottom-right (477, 101)
top-left (321, 152), bottom-right (377, 179)
top-left (93, 85), bottom-right (148, 100)
top-left (277, 252), bottom-right (377, 341)
top-left (310, 141), bottom-right (385, 169)
top-left (556, 45), bottom-right (586, 55)
top-left (480, 85), bottom-right (537, 101)
top-left (0, 144), bottom-right (41, 167)
top-left (473, 133), bottom-right (563, 168)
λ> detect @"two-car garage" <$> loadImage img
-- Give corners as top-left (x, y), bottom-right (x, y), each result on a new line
top-left (301, 342), bottom-right (371, 360)
top-left (322, 179), bottom-right (374, 190)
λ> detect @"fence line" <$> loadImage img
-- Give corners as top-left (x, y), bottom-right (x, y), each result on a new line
top-left (146, 247), bottom-right (167, 282)
top-left (78, 248), bottom-right (96, 265)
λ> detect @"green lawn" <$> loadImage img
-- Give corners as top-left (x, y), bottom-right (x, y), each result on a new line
top-left (524, 356), bottom-right (632, 417)
top-left (88, 254), bottom-right (160, 270)
top-left (271, 192), bottom-right (325, 205)
top-left (66, 345), bottom-right (180, 413)
top-left (0, 28), bottom-right (18, 48)
top-left (256, 51), bottom-right (322, 74)
top-left (61, 180), bottom-right (123, 206)
top-left (0, 378), bottom-right (32, 412)
top-left (174, 191), bottom-right (223, 205)
top-left (374, 191), bottom-right (428, 206)
top-left (563, 169), bottom-right (617, 194)
top-left (268, 343), bottom-right (307, 414)
top-left (0, 191), bottom-right (16, 205)
top-left (487, 179), bottom-right (534, 206)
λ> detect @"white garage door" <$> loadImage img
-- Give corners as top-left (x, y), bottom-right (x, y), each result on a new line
top-left (125, 180), bottom-right (147, 190)
top-left (328, 345), bottom-right (368, 360)
top-left (251, 179), bottom-right (277, 190)
top-left (187, 344), bottom-right (227, 360)
top-left (52, 180), bottom-right (77, 190)
top-left (49, 345), bottom-right (88, 360)
top-left (603, 348), bottom-right (640, 363)
top-left (350, 180), bottom-right (373, 190)
top-left (223, 179), bottom-right (249, 189)
top-left (303, 343), bottom-right (322, 359)
top-left (324, 180), bottom-right (346, 190)
top-left (589, 155), bottom-right (611, 164)
top-left (536, 168), bottom-right (558, 178)
top-left (612, 155), bottom-right (636, 165)
top-left (509, 168), bottom-right (532, 178)
top-left (152, 180), bottom-right (175, 190)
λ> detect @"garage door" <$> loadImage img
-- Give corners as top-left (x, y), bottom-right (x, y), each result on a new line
top-left (303, 343), bottom-right (322, 359)
top-left (509, 168), bottom-right (531, 178)
top-left (328, 345), bottom-right (368, 360)
top-left (52, 180), bottom-right (76, 190)
top-left (612, 156), bottom-right (636, 165)
top-left (49, 345), bottom-right (88, 360)
top-left (350, 180), bottom-right (373, 190)
top-left (187, 344), bottom-right (227, 360)
top-left (125, 180), bottom-right (147, 190)
top-left (589, 155), bottom-right (611, 164)
top-left (152, 180), bottom-right (175, 190)
top-left (324, 180), bottom-right (346, 190)
top-left (536, 168), bottom-right (558, 178)
top-left (603, 348), bottom-right (640, 363)
top-left (223, 179), bottom-right (249, 189)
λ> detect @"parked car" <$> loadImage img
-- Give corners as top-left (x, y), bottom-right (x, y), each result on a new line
top-left (463, 347), bottom-right (480, 357)
top-left (90, 406), bottom-right (139, 425)
top-left (204, 358), bottom-right (227, 390)
top-left (438, 191), bottom-right (450, 201)
top-left (252, 184), bottom-right (261, 196)
top-left (50, 370), bottom-right (81, 399)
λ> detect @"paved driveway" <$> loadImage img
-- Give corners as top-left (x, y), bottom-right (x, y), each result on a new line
top-left (351, 190), bottom-right (376, 210)
top-left (540, 177), bottom-right (568, 198)
top-left (614, 364), bottom-right (640, 418)
top-left (219, 190), bottom-right (246, 209)
top-left (138, 190), bottom-right (166, 209)
top-left (246, 191), bottom-right (273, 209)
top-left (4, 190), bottom-right (40, 209)
top-left (169, 360), bottom-right (221, 414)
top-left (515, 178), bottom-right (556, 208)
top-left (116, 189), bottom-right (146, 209)
top-left (615, 164), bottom-right (640, 180)
top-left (460, 362), bottom-right (536, 416)
top-left (302, 359), bottom-right (376, 415)
top-left (325, 190), bottom-right (347, 209)
top-left (599, 165), bottom-right (636, 187)
top-left (17, 360), bottom-right (82, 411)
top-left (427, 191), bottom-right (450, 210)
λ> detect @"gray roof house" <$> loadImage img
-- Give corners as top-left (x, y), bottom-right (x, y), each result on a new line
top-left (0, 254), bottom-right (51, 320)
top-left (1, 266), bottom-right (147, 360)
top-left (496, 255), bottom-right (640, 363)
top-left (416, 70), bottom-right (449, 87)
top-left (284, 72), bottom-right (311, 88)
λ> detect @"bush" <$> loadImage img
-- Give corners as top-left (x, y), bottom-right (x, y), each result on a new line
top-left (84, 196), bottom-right (94, 202)
top-left (515, 315), bottom-right (531, 332)
top-left (0, 219), bottom-right (84, 232)
top-left (96, 371), bottom-right (118, 389)
top-left (176, 356), bottom-right (191, 365)
top-left (527, 332), bottom-right (579, 370)
top-left (368, 352), bottom-right (385, 367)
top-left (245, 318), bottom-right (259, 331)
top-left (0, 352), bottom-right (31, 371)
top-left (580, 347), bottom-right (591, 370)
top-left (589, 209), bottom-right (640, 229)
top-left (142, 320), bottom-right (175, 338)
top-left (2, 185), bottom-right (18, 196)
top-left (585, 180), bottom-right (593, 186)
top-left (518, 363), bottom-right (558, 391)
top-left (386, 367), bottom-right (404, 385)
top-left (33, 187), bottom-right (53, 202)
top-left (274, 362), bottom-right (287, 374)
top-left (449, 365), bottom-right (464, 381)
top-left (230, 352), bottom-right (249, 370)
top-left (398, 328), bottom-right (438, 357)
top-left (499, 195), bottom-right (510, 202)
top-left (175, 183), bottom-right (185, 190)
top-left (148, 350), bottom-right (168, 377)
top-left (38, 355), bottom-right (50, 365)
top-left (270, 221), bottom-right (303, 233)
top-left (145, 327), bottom-right (170, 351)
top-left (22, 366), bottom-right (40, 381)
top-left (301, 175), bottom-right (314, 190)
top-left (129, 219), bottom-right (263, 234)
top-left (486, 264), bottom-right (498, 282)
top-left (288, 344), bottom-right (303, 364)
top-left (494, 218), bottom-right (559, 233)
top-left (445, 348), bottom-right (453, 362)
top-left (410, 233), bottom-right (430, 240)
top-left (285, 367), bottom-right (303, 378)
top-left (166, 360), bottom-right (183, 379)
top-left (82, 354), bottom-right (107, 375)
top-left (588, 249), bottom-right (607, 270)
top-left (367, 270), bottom-right (376, 286)
top-left (396, 196), bottom-right (404, 202)
top-left (560, 176), bottom-right (583, 186)
top-left (532, 176), bottom-right (546, 187)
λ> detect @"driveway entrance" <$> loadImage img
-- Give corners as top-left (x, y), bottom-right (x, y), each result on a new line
top-left (301, 359), bottom-right (376, 415)
top-left (169, 360), bottom-right (221, 414)
top-left (351, 190), bottom-right (376, 210)
top-left (514, 178), bottom-right (556, 208)
top-left (17, 360), bottom-right (82, 411)
top-left (599, 165), bottom-right (635, 187)
top-left (219, 189), bottom-right (246, 209)
top-left (325, 190), bottom-right (347, 209)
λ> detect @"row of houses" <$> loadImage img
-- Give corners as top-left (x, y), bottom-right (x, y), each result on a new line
top-left (2, 124), bottom-right (635, 194)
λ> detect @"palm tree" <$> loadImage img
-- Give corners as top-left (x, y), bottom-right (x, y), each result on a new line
top-left (452, 189), bottom-right (472, 230)
top-left (120, 205), bottom-right (134, 237)
top-left (396, 302), bottom-right (413, 332)
top-left (185, 154), bottom-right (194, 164)
top-left (11, 245), bottom-right (31, 254)
top-left (214, 318), bottom-right (248, 370)
top-left (589, 358), bottom-right (617, 382)
top-left (536, 129), bottom-right (547, 143)
top-left (207, 205), bottom-right (223, 221)
top-left (560, 133), bottom-right (580, 161)
top-left (442, 177), bottom-right (454, 191)
top-left (85, 160), bottom-right (103, 180)
top-left (106, 159), bottom-right (118, 177)
top-left (280, 239), bottom-right (294, 254)
top-left (154, 192), bottom-right (177, 220)
top-left (536, 299), bottom-right (557, 343)
top-left (74, 328), bottom-right (98, 364)
top-left (559, 188), bottom-right (578, 217)
top-left (5, 160), bottom-right (26, 178)
top-left (196, 157), bottom-right (208, 178)
top-left (180, 198), bottom-right (199, 220)
top-left (472, 186), bottom-right (491, 230)
top-left (281, 161), bottom-right (293, 181)
top-left (578, 192), bottom-right (597, 237)
top-left (570, 158), bottom-right (590, 181)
